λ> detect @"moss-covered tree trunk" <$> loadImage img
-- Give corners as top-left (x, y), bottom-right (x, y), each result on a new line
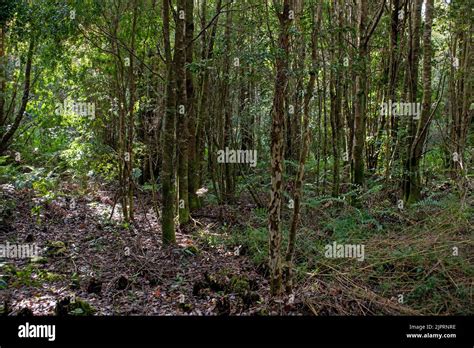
top-left (351, 0), bottom-right (368, 189)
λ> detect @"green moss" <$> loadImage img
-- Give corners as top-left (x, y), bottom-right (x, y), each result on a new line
top-left (69, 298), bottom-right (96, 316)
top-left (45, 240), bottom-right (67, 256)
top-left (57, 297), bottom-right (96, 316)
top-left (229, 275), bottom-right (250, 294)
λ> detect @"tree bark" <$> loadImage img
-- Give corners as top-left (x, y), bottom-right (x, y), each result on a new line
top-left (406, 0), bottom-right (434, 203)
top-left (284, 0), bottom-right (320, 293)
top-left (162, 0), bottom-right (176, 244)
top-left (0, 38), bottom-right (35, 154)
top-left (402, 0), bottom-right (422, 201)
top-left (186, 0), bottom-right (199, 211)
top-left (268, 0), bottom-right (291, 296)
top-left (176, 0), bottom-right (190, 224)
top-left (351, 0), bottom-right (368, 189)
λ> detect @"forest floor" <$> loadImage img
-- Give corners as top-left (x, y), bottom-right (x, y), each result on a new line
top-left (1, 178), bottom-right (473, 316)
top-left (1, 182), bottom-right (277, 315)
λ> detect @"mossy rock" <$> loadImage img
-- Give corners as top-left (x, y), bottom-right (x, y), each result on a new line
top-left (204, 272), bottom-right (226, 292)
top-left (216, 268), bottom-right (233, 277)
top-left (178, 302), bottom-right (193, 313)
top-left (45, 241), bottom-right (67, 256)
top-left (71, 297), bottom-right (96, 315)
top-left (56, 297), bottom-right (96, 316)
top-left (201, 271), bottom-right (253, 296)
top-left (229, 275), bottom-right (250, 294)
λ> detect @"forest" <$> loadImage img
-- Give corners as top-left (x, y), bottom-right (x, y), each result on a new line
top-left (0, 0), bottom-right (472, 317)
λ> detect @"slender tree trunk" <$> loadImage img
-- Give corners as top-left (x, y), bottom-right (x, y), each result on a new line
top-left (0, 25), bottom-right (5, 128)
top-left (383, 0), bottom-right (401, 180)
top-left (176, 0), bottom-right (189, 224)
top-left (330, 0), bottom-right (343, 197)
top-left (406, 0), bottom-right (434, 203)
top-left (186, 0), bottom-right (199, 211)
top-left (162, 0), bottom-right (176, 244)
top-left (351, 0), bottom-right (368, 189)
top-left (126, 0), bottom-right (138, 222)
top-left (284, 0), bottom-right (320, 292)
top-left (351, 0), bottom-right (384, 198)
top-left (402, 0), bottom-right (422, 200)
top-left (196, 0), bottom-right (222, 191)
top-left (268, 0), bottom-right (291, 296)
top-left (0, 38), bottom-right (35, 154)
top-left (223, 3), bottom-right (234, 203)
top-left (321, 48), bottom-right (328, 195)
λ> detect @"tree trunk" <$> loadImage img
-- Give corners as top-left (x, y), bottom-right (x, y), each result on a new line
top-left (0, 25), bottom-right (5, 128)
top-left (284, 0), bottom-right (320, 293)
top-left (186, 0), bottom-right (199, 211)
top-left (268, 0), bottom-right (291, 296)
top-left (406, 0), bottom-right (434, 203)
top-left (176, 0), bottom-right (190, 224)
top-left (0, 38), bottom-right (35, 154)
top-left (351, 0), bottom-right (368, 189)
top-left (161, 0), bottom-right (176, 244)
top-left (402, 0), bottom-right (422, 201)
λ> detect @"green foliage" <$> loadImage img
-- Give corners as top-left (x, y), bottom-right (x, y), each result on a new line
top-left (11, 166), bottom-right (58, 193)
top-left (0, 156), bottom-right (20, 183)
top-left (0, 278), bottom-right (7, 290)
top-left (229, 275), bottom-right (251, 294)
top-left (229, 226), bottom-right (268, 266)
top-left (67, 298), bottom-right (96, 316)
top-left (6, 264), bottom-right (64, 288)
top-left (0, 0), bottom-right (17, 25)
